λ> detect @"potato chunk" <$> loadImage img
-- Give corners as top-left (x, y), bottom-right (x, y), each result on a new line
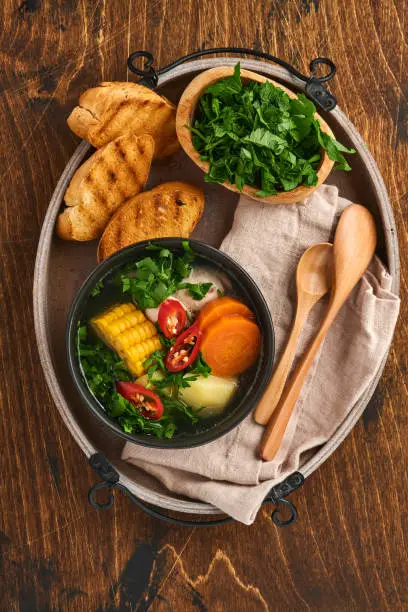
top-left (180, 374), bottom-right (238, 417)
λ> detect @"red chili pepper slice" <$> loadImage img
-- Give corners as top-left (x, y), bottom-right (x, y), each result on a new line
top-left (164, 323), bottom-right (202, 372)
top-left (158, 299), bottom-right (187, 339)
top-left (115, 381), bottom-right (164, 420)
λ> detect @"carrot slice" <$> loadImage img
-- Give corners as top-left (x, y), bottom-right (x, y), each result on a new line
top-left (200, 315), bottom-right (261, 377)
top-left (197, 297), bottom-right (254, 331)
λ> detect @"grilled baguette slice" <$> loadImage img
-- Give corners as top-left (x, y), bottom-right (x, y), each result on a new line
top-left (56, 133), bottom-right (154, 241)
top-left (98, 181), bottom-right (204, 261)
top-left (67, 81), bottom-right (180, 159)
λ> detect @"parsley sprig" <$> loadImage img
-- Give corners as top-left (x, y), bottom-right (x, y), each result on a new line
top-left (90, 280), bottom-right (104, 297)
top-left (117, 241), bottom-right (212, 309)
top-left (190, 62), bottom-right (355, 196)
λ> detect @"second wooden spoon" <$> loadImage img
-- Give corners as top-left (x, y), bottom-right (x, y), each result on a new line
top-left (254, 242), bottom-right (333, 425)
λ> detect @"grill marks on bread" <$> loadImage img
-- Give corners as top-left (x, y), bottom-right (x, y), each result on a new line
top-left (67, 81), bottom-right (180, 159)
top-left (60, 82), bottom-right (202, 247)
top-left (97, 182), bottom-right (205, 261)
top-left (56, 133), bottom-right (154, 241)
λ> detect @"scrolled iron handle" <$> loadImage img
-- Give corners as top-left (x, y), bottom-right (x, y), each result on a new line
top-left (127, 46), bottom-right (337, 111)
top-left (88, 453), bottom-right (303, 527)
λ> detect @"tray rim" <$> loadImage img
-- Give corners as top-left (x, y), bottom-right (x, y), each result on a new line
top-left (33, 57), bottom-right (400, 516)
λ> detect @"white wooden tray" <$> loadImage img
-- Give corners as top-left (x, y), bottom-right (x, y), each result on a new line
top-left (34, 57), bottom-right (400, 516)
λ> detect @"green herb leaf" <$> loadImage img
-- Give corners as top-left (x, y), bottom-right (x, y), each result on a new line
top-left (193, 353), bottom-right (212, 378)
top-left (90, 280), bottom-right (104, 297)
top-left (205, 62), bottom-right (243, 98)
top-left (160, 395), bottom-right (199, 425)
top-left (314, 119), bottom-right (355, 171)
top-left (244, 128), bottom-right (287, 154)
top-left (78, 324), bottom-right (87, 341)
top-left (177, 281), bottom-right (213, 300)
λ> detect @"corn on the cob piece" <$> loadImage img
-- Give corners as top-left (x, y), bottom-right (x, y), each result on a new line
top-left (91, 303), bottom-right (161, 377)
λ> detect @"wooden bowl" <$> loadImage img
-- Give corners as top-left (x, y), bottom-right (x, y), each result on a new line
top-left (176, 66), bottom-right (335, 205)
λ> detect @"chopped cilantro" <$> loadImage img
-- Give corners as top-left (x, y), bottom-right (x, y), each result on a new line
top-left (178, 281), bottom-right (213, 300)
top-left (190, 62), bottom-right (355, 195)
top-left (117, 241), bottom-right (213, 309)
top-left (90, 280), bottom-right (104, 297)
top-left (77, 325), bottom-right (132, 407)
top-left (193, 353), bottom-right (212, 378)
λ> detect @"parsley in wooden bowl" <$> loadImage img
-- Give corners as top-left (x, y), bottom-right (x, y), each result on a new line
top-left (176, 63), bottom-right (355, 204)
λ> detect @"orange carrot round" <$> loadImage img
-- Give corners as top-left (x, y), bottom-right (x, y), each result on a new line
top-left (197, 297), bottom-right (254, 331)
top-left (200, 315), bottom-right (261, 377)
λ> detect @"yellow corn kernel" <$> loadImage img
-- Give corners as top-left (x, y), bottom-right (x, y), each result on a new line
top-left (106, 311), bottom-right (146, 336)
top-left (127, 336), bottom-right (162, 361)
top-left (126, 359), bottom-right (145, 377)
top-left (116, 321), bottom-right (157, 350)
top-left (90, 304), bottom-right (162, 377)
top-left (144, 337), bottom-right (162, 355)
top-left (126, 345), bottom-right (144, 360)
top-left (94, 303), bottom-right (134, 325)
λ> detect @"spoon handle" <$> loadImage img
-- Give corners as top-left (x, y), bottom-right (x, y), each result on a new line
top-left (259, 302), bottom-right (340, 461)
top-left (254, 296), bottom-right (318, 425)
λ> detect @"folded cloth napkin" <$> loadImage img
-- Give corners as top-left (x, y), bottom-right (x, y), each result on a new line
top-left (122, 185), bottom-right (400, 524)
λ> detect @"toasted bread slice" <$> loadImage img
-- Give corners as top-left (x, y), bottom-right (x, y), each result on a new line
top-left (56, 133), bottom-right (154, 241)
top-left (97, 182), bottom-right (204, 261)
top-left (67, 81), bottom-right (180, 159)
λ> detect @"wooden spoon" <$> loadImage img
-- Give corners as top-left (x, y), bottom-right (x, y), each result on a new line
top-left (176, 66), bottom-right (335, 205)
top-left (259, 204), bottom-right (377, 461)
top-left (254, 243), bottom-right (333, 425)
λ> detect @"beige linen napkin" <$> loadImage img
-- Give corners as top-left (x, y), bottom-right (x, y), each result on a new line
top-left (122, 185), bottom-right (400, 524)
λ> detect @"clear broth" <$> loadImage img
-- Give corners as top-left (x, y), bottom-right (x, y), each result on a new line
top-left (79, 258), bottom-right (260, 440)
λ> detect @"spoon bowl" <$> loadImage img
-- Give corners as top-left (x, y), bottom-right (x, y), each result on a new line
top-left (254, 242), bottom-right (333, 424)
top-left (297, 243), bottom-right (333, 296)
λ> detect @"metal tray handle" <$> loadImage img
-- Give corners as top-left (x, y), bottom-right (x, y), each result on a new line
top-left (88, 453), bottom-right (304, 527)
top-left (127, 47), bottom-right (337, 111)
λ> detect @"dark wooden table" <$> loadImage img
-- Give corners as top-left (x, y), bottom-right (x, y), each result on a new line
top-left (1, 1), bottom-right (407, 610)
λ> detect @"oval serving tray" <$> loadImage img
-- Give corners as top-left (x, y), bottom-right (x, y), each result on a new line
top-left (34, 55), bottom-right (400, 519)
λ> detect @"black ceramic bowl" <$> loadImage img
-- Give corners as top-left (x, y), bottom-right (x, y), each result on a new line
top-left (66, 238), bottom-right (274, 449)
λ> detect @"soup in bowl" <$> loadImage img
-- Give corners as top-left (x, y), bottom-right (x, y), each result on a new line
top-left (66, 238), bottom-right (274, 448)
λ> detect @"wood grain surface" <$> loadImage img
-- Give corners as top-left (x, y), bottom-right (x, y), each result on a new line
top-left (0, 0), bottom-right (407, 610)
